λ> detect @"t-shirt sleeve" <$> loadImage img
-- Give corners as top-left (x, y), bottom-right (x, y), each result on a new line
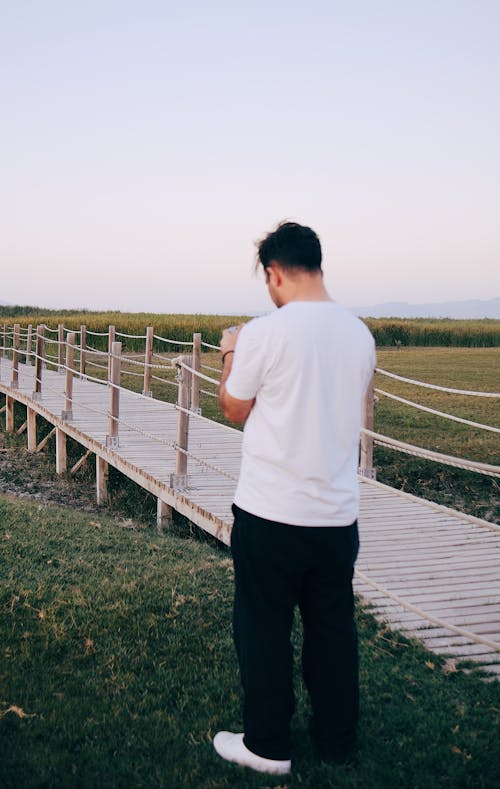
top-left (225, 320), bottom-right (268, 401)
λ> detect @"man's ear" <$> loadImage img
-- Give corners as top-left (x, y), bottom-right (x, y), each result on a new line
top-left (268, 264), bottom-right (283, 287)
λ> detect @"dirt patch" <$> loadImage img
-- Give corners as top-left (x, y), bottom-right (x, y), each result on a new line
top-left (0, 432), bottom-right (98, 512)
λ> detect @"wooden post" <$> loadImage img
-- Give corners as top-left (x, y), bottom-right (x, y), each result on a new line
top-left (107, 325), bottom-right (116, 379)
top-left (55, 428), bottom-right (67, 474)
top-left (5, 396), bottom-right (14, 432)
top-left (106, 340), bottom-right (121, 447)
top-left (359, 374), bottom-right (376, 479)
top-left (190, 332), bottom-right (201, 414)
top-left (96, 455), bottom-right (109, 505)
top-left (157, 498), bottom-right (173, 533)
top-left (79, 324), bottom-right (87, 377)
top-left (142, 326), bottom-right (154, 397)
top-left (27, 406), bottom-right (37, 452)
top-left (33, 324), bottom-right (45, 399)
top-left (58, 323), bottom-right (64, 373)
top-left (62, 332), bottom-right (75, 420)
top-left (170, 355), bottom-right (191, 488)
top-left (26, 324), bottom-right (33, 365)
top-left (11, 324), bottom-right (20, 389)
top-left (1, 324), bottom-right (5, 357)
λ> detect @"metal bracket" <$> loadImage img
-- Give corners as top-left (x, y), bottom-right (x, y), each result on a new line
top-left (32, 391), bottom-right (42, 402)
top-left (358, 467), bottom-right (377, 480)
top-left (61, 410), bottom-right (73, 421)
top-left (106, 435), bottom-right (120, 448)
top-left (10, 381), bottom-right (18, 390)
top-left (169, 473), bottom-right (189, 490)
top-left (142, 390), bottom-right (152, 398)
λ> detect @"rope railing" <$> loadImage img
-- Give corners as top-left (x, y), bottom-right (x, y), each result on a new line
top-left (201, 340), bottom-right (221, 351)
top-left (85, 329), bottom-right (110, 337)
top-left (376, 367), bottom-right (500, 398)
top-left (115, 331), bottom-right (147, 339)
top-left (12, 355), bottom-right (235, 484)
top-left (375, 388), bottom-right (500, 434)
top-left (153, 333), bottom-right (193, 347)
top-left (362, 428), bottom-right (500, 478)
top-left (201, 363), bottom-right (223, 374)
top-left (355, 570), bottom-right (500, 652)
top-left (178, 359), bottom-right (219, 387)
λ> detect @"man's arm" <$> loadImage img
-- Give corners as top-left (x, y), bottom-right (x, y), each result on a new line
top-left (218, 327), bottom-right (255, 424)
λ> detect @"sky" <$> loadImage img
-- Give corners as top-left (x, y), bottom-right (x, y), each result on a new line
top-left (1, 0), bottom-right (499, 314)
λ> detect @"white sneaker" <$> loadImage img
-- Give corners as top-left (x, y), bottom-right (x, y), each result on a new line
top-left (213, 731), bottom-right (291, 775)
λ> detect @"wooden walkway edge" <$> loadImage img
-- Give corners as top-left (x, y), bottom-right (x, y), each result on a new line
top-left (1, 357), bottom-right (499, 677)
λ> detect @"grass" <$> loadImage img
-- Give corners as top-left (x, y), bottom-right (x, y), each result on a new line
top-left (1, 495), bottom-right (499, 789)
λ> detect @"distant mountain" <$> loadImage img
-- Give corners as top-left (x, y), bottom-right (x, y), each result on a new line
top-left (351, 298), bottom-right (500, 319)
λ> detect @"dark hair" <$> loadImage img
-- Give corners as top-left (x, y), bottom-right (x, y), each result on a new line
top-left (256, 221), bottom-right (322, 273)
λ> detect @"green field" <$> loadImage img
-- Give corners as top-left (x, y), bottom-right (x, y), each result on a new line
top-left (1, 308), bottom-right (500, 347)
top-left (1, 495), bottom-right (499, 789)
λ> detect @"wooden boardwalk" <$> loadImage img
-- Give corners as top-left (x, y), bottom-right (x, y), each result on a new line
top-left (1, 356), bottom-right (499, 676)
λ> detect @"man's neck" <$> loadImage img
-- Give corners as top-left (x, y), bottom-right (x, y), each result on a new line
top-left (283, 274), bottom-right (331, 304)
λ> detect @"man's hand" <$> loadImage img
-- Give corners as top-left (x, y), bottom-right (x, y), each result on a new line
top-left (219, 324), bottom-right (255, 424)
top-left (220, 324), bottom-right (243, 356)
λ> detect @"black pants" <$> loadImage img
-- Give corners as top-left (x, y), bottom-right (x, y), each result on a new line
top-left (231, 504), bottom-right (359, 761)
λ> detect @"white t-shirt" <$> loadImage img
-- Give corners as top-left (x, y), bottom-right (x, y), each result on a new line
top-left (225, 301), bottom-right (376, 526)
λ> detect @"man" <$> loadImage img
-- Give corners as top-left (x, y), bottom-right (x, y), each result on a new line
top-left (213, 221), bottom-right (376, 776)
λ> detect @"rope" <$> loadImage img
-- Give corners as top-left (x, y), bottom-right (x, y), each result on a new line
top-left (122, 353), bottom-right (145, 362)
top-left (82, 344), bottom-right (108, 355)
top-left (25, 375), bottom-right (234, 482)
top-left (375, 388), bottom-right (500, 434)
top-left (152, 351), bottom-right (171, 360)
top-left (177, 360), bottom-right (219, 386)
top-left (150, 374), bottom-right (178, 387)
top-left (200, 389), bottom-right (218, 398)
top-left (85, 360), bottom-right (108, 371)
top-left (120, 369), bottom-right (144, 379)
top-left (376, 367), bottom-right (500, 398)
top-left (173, 402), bottom-right (240, 435)
top-left (201, 363), bottom-right (223, 374)
top-left (201, 341), bottom-right (221, 351)
top-left (153, 334), bottom-right (193, 346)
top-left (85, 329), bottom-right (110, 337)
top-left (176, 445), bottom-right (238, 482)
top-left (355, 570), bottom-right (500, 652)
top-left (115, 331), bottom-right (147, 339)
top-left (363, 428), bottom-right (500, 477)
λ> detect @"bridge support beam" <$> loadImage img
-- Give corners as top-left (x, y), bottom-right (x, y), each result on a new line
top-left (157, 498), bottom-right (173, 533)
top-left (5, 396), bottom-right (14, 432)
top-left (56, 428), bottom-right (67, 474)
top-left (96, 455), bottom-right (109, 505)
top-left (27, 407), bottom-right (37, 452)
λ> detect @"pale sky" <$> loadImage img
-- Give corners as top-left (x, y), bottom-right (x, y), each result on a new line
top-left (1, 0), bottom-right (499, 313)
